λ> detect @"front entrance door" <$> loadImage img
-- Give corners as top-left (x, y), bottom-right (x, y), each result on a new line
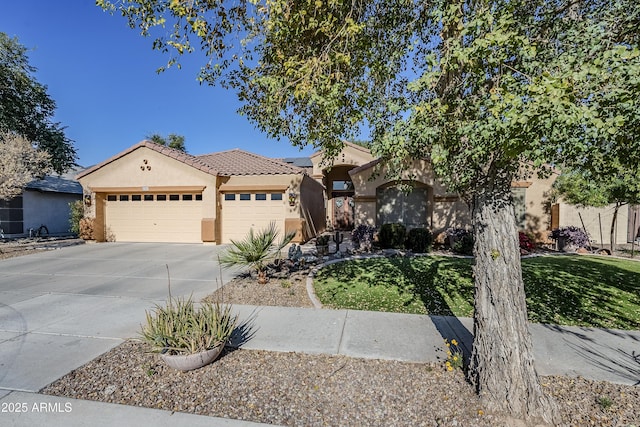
top-left (332, 194), bottom-right (354, 230)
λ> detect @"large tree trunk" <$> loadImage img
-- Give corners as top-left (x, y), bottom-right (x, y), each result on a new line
top-left (469, 182), bottom-right (559, 424)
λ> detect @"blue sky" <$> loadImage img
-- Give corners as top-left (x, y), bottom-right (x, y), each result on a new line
top-left (1, 1), bottom-right (317, 168)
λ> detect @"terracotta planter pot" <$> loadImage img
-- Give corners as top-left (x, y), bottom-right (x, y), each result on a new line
top-left (160, 343), bottom-right (225, 371)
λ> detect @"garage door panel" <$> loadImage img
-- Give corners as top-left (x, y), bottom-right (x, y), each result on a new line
top-left (105, 197), bottom-right (202, 243)
top-left (221, 194), bottom-right (286, 243)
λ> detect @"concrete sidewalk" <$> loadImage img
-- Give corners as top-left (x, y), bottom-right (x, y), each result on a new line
top-left (227, 305), bottom-right (640, 385)
top-left (3, 305), bottom-right (639, 426)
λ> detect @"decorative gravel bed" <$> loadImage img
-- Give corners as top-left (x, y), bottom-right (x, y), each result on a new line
top-left (39, 271), bottom-right (640, 426)
top-left (203, 270), bottom-right (315, 308)
top-left (41, 340), bottom-right (640, 426)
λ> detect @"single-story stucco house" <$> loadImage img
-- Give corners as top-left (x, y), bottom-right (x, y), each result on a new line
top-left (76, 140), bottom-right (558, 244)
top-left (0, 168), bottom-right (83, 238)
top-left (76, 141), bottom-right (325, 244)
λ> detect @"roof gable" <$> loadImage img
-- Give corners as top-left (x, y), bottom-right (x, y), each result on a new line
top-left (197, 149), bottom-right (304, 176)
top-left (76, 141), bottom-right (219, 180)
top-left (310, 140), bottom-right (371, 160)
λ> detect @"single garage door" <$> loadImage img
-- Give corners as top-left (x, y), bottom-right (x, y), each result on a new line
top-left (105, 193), bottom-right (203, 243)
top-left (221, 192), bottom-right (286, 243)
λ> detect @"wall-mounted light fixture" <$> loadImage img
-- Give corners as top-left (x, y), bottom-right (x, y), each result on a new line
top-left (84, 194), bottom-right (92, 206)
top-left (288, 192), bottom-right (297, 206)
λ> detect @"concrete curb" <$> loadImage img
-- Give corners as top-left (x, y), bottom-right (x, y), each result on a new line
top-left (305, 271), bottom-right (323, 309)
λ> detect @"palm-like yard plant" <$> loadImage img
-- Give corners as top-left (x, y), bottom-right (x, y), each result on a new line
top-left (219, 222), bottom-right (295, 284)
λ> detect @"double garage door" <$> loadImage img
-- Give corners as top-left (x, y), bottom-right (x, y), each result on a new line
top-left (105, 192), bottom-right (203, 243)
top-left (104, 191), bottom-right (287, 244)
top-left (221, 192), bottom-right (286, 243)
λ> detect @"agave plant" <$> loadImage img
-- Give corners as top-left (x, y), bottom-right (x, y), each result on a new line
top-left (140, 296), bottom-right (237, 355)
top-left (219, 222), bottom-right (295, 284)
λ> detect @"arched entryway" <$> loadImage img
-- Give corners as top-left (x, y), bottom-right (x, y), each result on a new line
top-left (325, 165), bottom-right (357, 230)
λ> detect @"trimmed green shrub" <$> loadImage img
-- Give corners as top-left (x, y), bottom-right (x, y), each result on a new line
top-left (68, 200), bottom-right (83, 235)
top-left (453, 234), bottom-right (474, 255)
top-left (379, 223), bottom-right (407, 249)
top-left (445, 228), bottom-right (474, 255)
top-left (406, 228), bottom-right (433, 253)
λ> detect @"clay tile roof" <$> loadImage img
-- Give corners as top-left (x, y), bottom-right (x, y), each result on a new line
top-left (196, 149), bottom-right (305, 176)
top-left (75, 141), bottom-right (219, 179)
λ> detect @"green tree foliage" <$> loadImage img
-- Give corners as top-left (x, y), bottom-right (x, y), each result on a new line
top-left (0, 33), bottom-right (76, 174)
top-left (99, 0), bottom-right (640, 422)
top-left (146, 133), bottom-right (187, 152)
top-left (553, 166), bottom-right (640, 252)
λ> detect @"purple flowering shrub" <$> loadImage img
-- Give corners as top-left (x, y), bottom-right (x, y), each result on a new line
top-left (550, 226), bottom-right (590, 248)
top-left (351, 224), bottom-right (377, 252)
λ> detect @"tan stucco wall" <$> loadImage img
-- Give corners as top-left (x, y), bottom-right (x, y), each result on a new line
top-left (79, 146), bottom-right (217, 216)
top-left (558, 202), bottom-right (630, 245)
top-left (519, 173), bottom-right (556, 236)
top-left (351, 158), bottom-right (448, 230)
top-left (350, 159), bottom-right (438, 197)
top-left (308, 143), bottom-right (375, 230)
top-left (436, 172), bottom-right (556, 236)
top-left (353, 200), bottom-right (376, 227)
top-left (310, 143), bottom-right (375, 181)
top-left (432, 198), bottom-right (472, 231)
top-left (349, 159), bottom-right (555, 236)
top-left (78, 146), bottom-right (217, 242)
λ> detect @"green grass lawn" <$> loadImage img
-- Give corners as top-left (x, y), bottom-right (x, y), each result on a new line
top-left (313, 255), bottom-right (640, 330)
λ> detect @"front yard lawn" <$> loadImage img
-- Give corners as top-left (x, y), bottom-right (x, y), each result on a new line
top-left (313, 255), bottom-right (640, 330)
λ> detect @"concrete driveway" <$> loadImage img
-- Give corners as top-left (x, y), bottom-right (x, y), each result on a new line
top-left (0, 242), bottom-right (233, 397)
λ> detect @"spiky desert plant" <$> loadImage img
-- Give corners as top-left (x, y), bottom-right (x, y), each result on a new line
top-left (219, 221), bottom-right (295, 284)
top-left (140, 296), bottom-right (237, 355)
